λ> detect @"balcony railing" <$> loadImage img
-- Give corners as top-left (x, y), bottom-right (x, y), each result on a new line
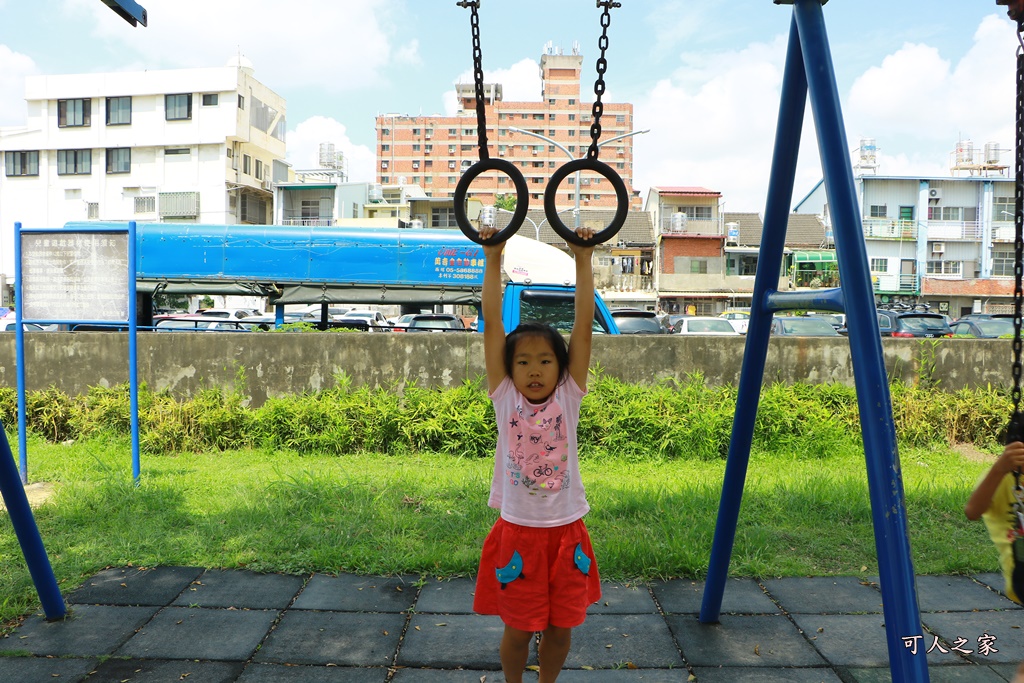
top-left (928, 220), bottom-right (982, 240)
top-left (659, 218), bottom-right (722, 237)
top-left (283, 217), bottom-right (335, 227)
top-left (862, 218), bottom-right (917, 240)
top-left (872, 272), bottom-right (919, 294)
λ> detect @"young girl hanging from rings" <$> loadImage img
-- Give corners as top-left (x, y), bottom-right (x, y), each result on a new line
top-left (472, 223), bottom-right (601, 683)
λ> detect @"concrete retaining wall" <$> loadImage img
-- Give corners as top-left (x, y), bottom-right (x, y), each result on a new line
top-left (0, 333), bottom-right (1011, 406)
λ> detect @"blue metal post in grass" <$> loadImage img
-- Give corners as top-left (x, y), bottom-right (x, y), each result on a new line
top-left (700, 12), bottom-right (807, 622)
top-left (0, 423), bottom-right (66, 619)
top-left (129, 221), bottom-right (140, 483)
top-left (701, 2), bottom-right (928, 681)
top-left (14, 222), bottom-right (27, 484)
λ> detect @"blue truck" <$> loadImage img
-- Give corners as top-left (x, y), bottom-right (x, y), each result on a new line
top-left (67, 222), bottom-right (621, 333)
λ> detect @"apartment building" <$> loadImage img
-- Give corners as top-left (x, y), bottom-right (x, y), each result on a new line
top-left (795, 150), bottom-right (1015, 318)
top-left (0, 59), bottom-right (286, 249)
top-left (375, 47), bottom-right (638, 217)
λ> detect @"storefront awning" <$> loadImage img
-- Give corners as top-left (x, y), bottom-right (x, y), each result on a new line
top-left (792, 250), bottom-right (837, 262)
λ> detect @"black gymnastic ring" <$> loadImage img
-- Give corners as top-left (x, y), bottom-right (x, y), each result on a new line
top-left (543, 157), bottom-right (629, 246)
top-left (453, 158), bottom-right (529, 245)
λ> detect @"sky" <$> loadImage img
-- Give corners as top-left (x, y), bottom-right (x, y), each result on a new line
top-left (0, 0), bottom-right (1019, 212)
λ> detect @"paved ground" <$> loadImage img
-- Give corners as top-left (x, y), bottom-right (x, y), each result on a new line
top-left (0, 567), bottom-right (1021, 682)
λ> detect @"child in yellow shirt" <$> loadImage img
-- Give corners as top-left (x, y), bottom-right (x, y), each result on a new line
top-left (965, 440), bottom-right (1024, 603)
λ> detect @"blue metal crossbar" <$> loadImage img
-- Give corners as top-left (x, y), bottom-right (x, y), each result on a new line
top-left (699, 2), bottom-right (929, 681)
top-left (100, 0), bottom-right (147, 27)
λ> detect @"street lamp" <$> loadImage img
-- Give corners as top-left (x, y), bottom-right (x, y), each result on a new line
top-left (494, 206), bottom-right (580, 242)
top-left (507, 126), bottom-right (649, 229)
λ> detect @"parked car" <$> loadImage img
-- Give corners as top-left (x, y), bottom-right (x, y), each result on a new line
top-left (610, 308), bottom-right (665, 334)
top-left (876, 311), bottom-right (953, 338)
top-left (154, 316), bottom-right (266, 331)
top-left (804, 312), bottom-right (847, 335)
top-left (770, 316), bottom-right (841, 337)
top-left (390, 313), bottom-right (421, 330)
top-left (195, 308), bottom-right (261, 319)
top-left (337, 309), bottom-right (391, 329)
top-left (950, 318), bottom-right (1015, 339)
top-left (675, 317), bottom-right (740, 336)
top-left (719, 309), bottom-right (751, 334)
top-left (0, 321), bottom-right (44, 332)
top-left (398, 314), bottom-right (468, 332)
top-left (664, 314), bottom-right (691, 333)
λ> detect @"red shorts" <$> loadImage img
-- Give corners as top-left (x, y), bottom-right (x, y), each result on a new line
top-left (473, 517), bottom-right (601, 632)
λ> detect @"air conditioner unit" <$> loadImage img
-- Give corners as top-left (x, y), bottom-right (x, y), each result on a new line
top-left (928, 188), bottom-right (942, 200)
top-left (931, 242), bottom-right (945, 254)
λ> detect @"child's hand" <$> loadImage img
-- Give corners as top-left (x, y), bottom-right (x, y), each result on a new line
top-left (567, 227), bottom-right (597, 257)
top-left (997, 441), bottom-right (1024, 475)
top-left (479, 226), bottom-right (505, 258)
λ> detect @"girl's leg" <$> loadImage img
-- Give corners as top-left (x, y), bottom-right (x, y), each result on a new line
top-left (537, 625), bottom-right (572, 683)
top-left (500, 625), bottom-right (535, 683)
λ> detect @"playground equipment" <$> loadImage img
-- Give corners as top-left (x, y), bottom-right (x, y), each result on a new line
top-left (454, 1), bottom-right (627, 247)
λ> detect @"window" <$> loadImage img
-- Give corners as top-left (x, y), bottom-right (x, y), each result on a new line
top-left (412, 144), bottom-right (420, 151)
top-left (58, 98), bottom-right (91, 127)
top-left (412, 128), bottom-right (420, 135)
top-left (870, 258), bottom-right (888, 273)
top-left (243, 154), bottom-right (252, 175)
top-left (106, 96), bottom-right (131, 125)
top-left (164, 147), bottom-right (190, 156)
top-left (568, 114), bottom-right (575, 121)
top-left (532, 114), bottom-right (544, 120)
top-left (105, 147), bottom-right (130, 174)
top-left (616, 114), bottom-right (626, 124)
top-left (568, 99), bottom-right (575, 105)
top-left (425, 144), bottom-right (432, 153)
top-left (134, 196), bottom-right (156, 214)
top-left (381, 144), bottom-right (390, 152)
top-left (202, 93), bottom-right (219, 106)
top-left (677, 205), bottom-right (713, 220)
top-left (928, 206), bottom-right (979, 222)
top-left (548, 99), bottom-right (556, 105)
top-left (994, 249), bottom-right (1015, 276)
top-left (238, 94), bottom-right (245, 110)
top-left (5, 151), bottom-right (39, 176)
top-left (869, 204), bottom-right (887, 218)
top-left (240, 194), bottom-right (267, 224)
top-left (431, 207), bottom-right (456, 228)
top-left (165, 94), bottom-right (192, 120)
top-left (381, 128), bottom-right (390, 135)
top-left (255, 159), bottom-right (263, 180)
top-left (87, 202), bottom-right (99, 219)
top-left (926, 260), bottom-right (961, 275)
top-left (690, 259), bottom-right (708, 274)
top-left (382, 160), bottom-right (389, 170)
top-left (449, 127), bottom-right (458, 134)
top-left (569, 130), bottom-right (576, 136)
top-left (57, 149), bottom-right (91, 175)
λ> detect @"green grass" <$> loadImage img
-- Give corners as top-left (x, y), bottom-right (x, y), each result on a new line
top-left (0, 433), bottom-right (998, 632)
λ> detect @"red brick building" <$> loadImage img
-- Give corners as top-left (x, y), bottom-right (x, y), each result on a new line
top-left (375, 49), bottom-right (637, 221)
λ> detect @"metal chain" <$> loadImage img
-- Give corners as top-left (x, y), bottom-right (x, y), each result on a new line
top-left (1013, 23), bottom-right (1024, 419)
top-left (586, 1), bottom-right (620, 160)
top-left (458, 1), bottom-right (489, 160)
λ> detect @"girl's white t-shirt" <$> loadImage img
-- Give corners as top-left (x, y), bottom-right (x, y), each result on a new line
top-left (487, 375), bottom-right (589, 527)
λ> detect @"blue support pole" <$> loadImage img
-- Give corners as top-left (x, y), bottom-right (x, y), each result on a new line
top-left (700, 12), bottom-right (808, 623)
top-left (0, 424), bottom-right (66, 620)
top-left (14, 222), bottom-right (27, 484)
top-left (129, 221), bottom-right (140, 483)
top-left (793, 2), bottom-right (928, 680)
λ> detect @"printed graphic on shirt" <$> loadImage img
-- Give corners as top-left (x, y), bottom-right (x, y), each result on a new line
top-left (504, 398), bottom-right (570, 497)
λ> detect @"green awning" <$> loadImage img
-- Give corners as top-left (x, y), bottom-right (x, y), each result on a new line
top-left (280, 185), bottom-right (335, 191)
top-left (793, 250), bottom-right (837, 263)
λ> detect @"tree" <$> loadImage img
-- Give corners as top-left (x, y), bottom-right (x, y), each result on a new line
top-left (494, 194), bottom-right (517, 212)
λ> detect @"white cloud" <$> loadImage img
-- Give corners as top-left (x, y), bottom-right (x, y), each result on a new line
top-left (0, 45), bottom-right (38, 126)
top-left (286, 116), bottom-right (375, 183)
top-left (60, 0), bottom-right (406, 91)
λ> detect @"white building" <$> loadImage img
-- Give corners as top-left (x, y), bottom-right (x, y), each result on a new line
top-left (0, 59), bottom-right (287, 284)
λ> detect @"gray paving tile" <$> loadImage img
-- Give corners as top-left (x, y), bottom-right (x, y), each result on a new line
top-left (87, 658), bottom-right (245, 682)
top-left (652, 578), bottom-right (779, 615)
top-left (171, 568), bottom-right (305, 609)
top-left (0, 604), bottom-right (159, 657)
top-left (67, 566), bottom-right (202, 606)
top-left (414, 577), bottom-right (477, 613)
top-left (0, 655), bottom-right (97, 682)
top-left (843, 664), bottom-right (1005, 682)
top-left (237, 662), bottom-right (391, 682)
top-left (116, 606), bottom-right (278, 660)
top-left (923, 611), bottom-right (1024, 665)
top-left (916, 575), bottom-right (1021, 612)
top-left (972, 573), bottom-right (1009, 595)
top-left (567, 614), bottom-right (685, 670)
top-left (587, 582), bottom-right (659, 614)
top-left (667, 614), bottom-right (824, 668)
top-left (790, 614), bottom-right (964, 668)
top-left (391, 670), bottom-right (518, 682)
top-left (762, 576), bottom-right (883, 614)
top-left (291, 573), bottom-right (418, 612)
top-left (398, 613), bottom-right (509, 669)
top-left (691, 667), bottom-right (843, 682)
top-left (254, 610), bottom-right (404, 667)
top-left (558, 671), bottom-right (691, 681)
